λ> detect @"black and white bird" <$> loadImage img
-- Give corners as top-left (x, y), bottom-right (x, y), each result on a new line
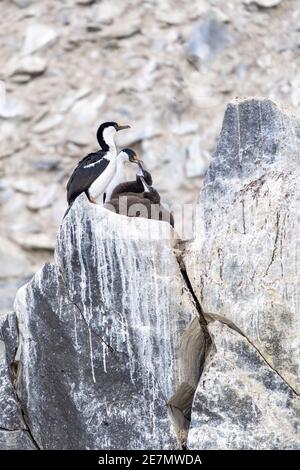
top-left (66, 121), bottom-right (132, 208)
top-left (105, 165), bottom-right (174, 227)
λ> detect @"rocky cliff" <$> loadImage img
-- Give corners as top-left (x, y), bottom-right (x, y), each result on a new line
top-left (0, 98), bottom-right (299, 450)
top-left (185, 98), bottom-right (300, 449)
top-left (3, 0), bottom-right (300, 319)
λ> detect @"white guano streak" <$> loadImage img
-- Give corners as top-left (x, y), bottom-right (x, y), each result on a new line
top-left (59, 201), bottom-right (188, 414)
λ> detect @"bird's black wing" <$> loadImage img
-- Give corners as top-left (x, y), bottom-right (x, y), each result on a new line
top-left (66, 150), bottom-right (110, 205)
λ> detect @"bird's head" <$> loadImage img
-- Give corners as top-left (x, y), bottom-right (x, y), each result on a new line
top-left (97, 121), bottom-right (130, 151)
top-left (118, 148), bottom-right (142, 165)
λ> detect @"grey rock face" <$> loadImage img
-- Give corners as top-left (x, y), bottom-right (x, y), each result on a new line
top-left (0, 313), bottom-right (18, 375)
top-left (186, 17), bottom-right (233, 68)
top-left (0, 349), bottom-right (23, 430)
top-left (188, 321), bottom-right (300, 450)
top-left (0, 313), bottom-right (36, 450)
top-left (0, 315), bottom-right (23, 431)
top-left (1, 97), bottom-right (299, 450)
top-left (0, 430), bottom-right (36, 450)
top-left (185, 98), bottom-right (300, 394)
top-left (4, 0), bottom-right (300, 317)
top-left (14, 196), bottom-right (202, 449)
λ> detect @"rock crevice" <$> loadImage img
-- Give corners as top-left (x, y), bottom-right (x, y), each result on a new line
top-left (204, 311), bottom-right (299, 396)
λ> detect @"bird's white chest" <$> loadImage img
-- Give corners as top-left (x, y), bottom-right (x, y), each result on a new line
top-left (88, 154), bottom-right (116, 203)
top-left (105, 164), bottom-right (126, 202)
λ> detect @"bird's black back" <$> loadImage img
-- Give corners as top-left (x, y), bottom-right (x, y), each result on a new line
top-left (110, 180), bottom-right (144, 199)
top-left (66, 150), bottom-right (109, 205)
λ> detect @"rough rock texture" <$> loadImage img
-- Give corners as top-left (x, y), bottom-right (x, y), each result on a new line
top-left (188, 321), bottom-right (300, 450)
top-left (185, 98), bottom-right (300, 449)
top-left (185, 98), bottom-right (300, 394)
top-left (0, 430), bottom-right (36, 450)
top-left (0, 313), bottom-right (37, 449)
top-left (1, 97), bottom-right (300, 450)
top-left (13, 196), bottom-right (203, 449)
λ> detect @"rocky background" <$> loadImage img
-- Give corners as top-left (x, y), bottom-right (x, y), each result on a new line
top-left (1, 0), bottom-right (300, 314)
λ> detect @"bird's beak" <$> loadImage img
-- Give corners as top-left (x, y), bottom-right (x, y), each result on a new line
top-left (116, 124), bottom-right (131, 131)
top-left (129, 154), bottom-right (142, 164)
top-left (136, 161), bottom-right (150, 191)
top-left (137, 159), bottom-right (145, 167)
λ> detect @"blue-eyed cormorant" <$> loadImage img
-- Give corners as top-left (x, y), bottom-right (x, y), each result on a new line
top-left (104, 148), bottom-right (142, 203)
top-left (104, 165), bottom-right (174, 227)
top-left (66, 121), bottom-right (131, 207)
